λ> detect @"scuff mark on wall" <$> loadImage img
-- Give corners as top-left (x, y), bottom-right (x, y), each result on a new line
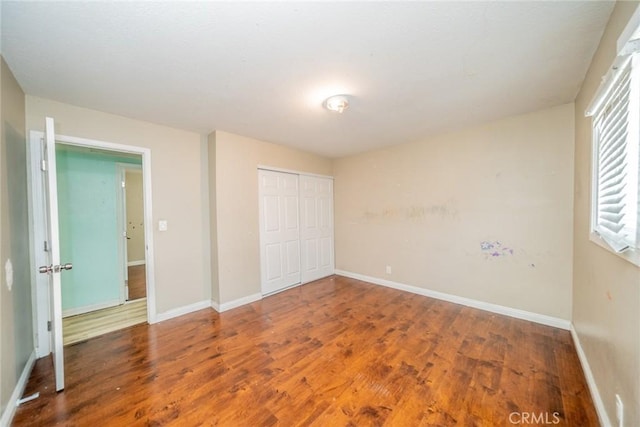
top-left (480, 240), bottom-right (514, 259)
top-left (423, 202), bottom-right (459, 220)
top-left (357, 200), bottom-right (459, 224)
top-left (406, 205), bottom-right (426, 220)
top-left (383, 208), bottom-right (401, 220)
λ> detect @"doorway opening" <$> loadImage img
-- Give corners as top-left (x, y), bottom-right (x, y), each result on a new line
top-left (28, 131), bottom-right (156, 356)
top-left (55, 146), bottom-right (147, 344)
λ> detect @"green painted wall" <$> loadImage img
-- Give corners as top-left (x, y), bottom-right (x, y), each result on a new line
top-left (56, 146), bottom-right (141, 312)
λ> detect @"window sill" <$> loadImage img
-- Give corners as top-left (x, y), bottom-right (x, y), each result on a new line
top-left (589, 232), bottom-right (640, 267)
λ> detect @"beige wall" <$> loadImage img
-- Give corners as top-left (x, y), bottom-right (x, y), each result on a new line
top-left (573, 2), bottom-right (640, 426)
top-left (212, 131), bottom-right (332, 304)
top-left (125, 170), bottom-right (145, 263)
top-left (334, 103), bottom-right (575, 320)
top-left (26, 96), bottom-right (207, 314)
top-left (0, 57), bottom-right (33, 416)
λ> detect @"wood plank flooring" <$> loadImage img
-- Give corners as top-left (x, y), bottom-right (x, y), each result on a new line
top-left (12, 275), bottom-right (598, 426)
top-left (62, 298), bottom-right (147, 346)
top-left (128, 264), bottom-right (147, 300)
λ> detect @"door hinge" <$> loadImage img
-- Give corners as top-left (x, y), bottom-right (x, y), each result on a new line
top-left (44, 241), bottom-right (49, 252)
top-left (41, 160), bottom-right (47, 171)
top-left (121, 181), bottom-right (126, 188)
top-left (47, 321), bottom-right (51, 332)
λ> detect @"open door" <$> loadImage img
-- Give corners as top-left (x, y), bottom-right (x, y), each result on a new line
top-left (37, 117), bottom-right (71, 391)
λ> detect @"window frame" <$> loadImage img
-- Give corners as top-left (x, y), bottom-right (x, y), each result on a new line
top-left (588, 54), bottom-right (640, 266)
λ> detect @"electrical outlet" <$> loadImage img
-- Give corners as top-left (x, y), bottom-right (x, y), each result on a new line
top-left (616, 394), bottom-right (624, 427)
top-left (385, 265), bottom-right (392, 274)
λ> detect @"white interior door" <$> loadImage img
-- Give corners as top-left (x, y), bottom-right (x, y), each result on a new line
top-left (300, 175), bottom-right (335, 283)
top-left (38, 117), bottom-right (71, 391)
top-left (258, 170), bottom-right (301, 295)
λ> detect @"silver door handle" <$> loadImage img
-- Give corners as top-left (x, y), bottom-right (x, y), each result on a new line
top-left (38, 263), bottom-right (73, 274)
top-left (38, 265), bottom-right (52, 274)
top-left (58, 263), bottom-right (73, 272)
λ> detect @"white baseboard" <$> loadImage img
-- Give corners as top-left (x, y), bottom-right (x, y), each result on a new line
top-left (335, 270), bottom-right (571, 330)
top-left (1, 350), bottom-right (36, 426)
top-left (570, 325), bottom-right (611, 427)
top-left (63, 299), bottom-right (121, 318)
top-left (212, 293), bottom-right (262, 313)
top-left (155, 300), bottom-right (211, 323)
top-left (127, 260), bottom-right (146, 267)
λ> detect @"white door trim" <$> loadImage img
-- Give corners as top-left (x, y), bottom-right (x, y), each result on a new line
top-left (26, 132), bottom-right (49, 356)
top-left (28, 131), bottom-right (158, 356)
top-left (257, 165), bottom-right (334, 180)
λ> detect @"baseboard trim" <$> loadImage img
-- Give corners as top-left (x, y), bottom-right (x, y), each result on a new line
top-left (63, 299), bottom-right (121, 318)
top-left (212, 293), bottom-right (262, 313)
top-left (127, 260), bottom-right (146, 267)
top-left (1, 350), bottom-right (36, 426)
top-left (155, 300), bottom-right (211, 323)
top-left (335, 270), bottom-right (571, 330)
top-left (570, 324), bottom-right (611, 427)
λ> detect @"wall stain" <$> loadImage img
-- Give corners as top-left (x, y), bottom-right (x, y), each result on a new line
top-left (430, 203), bottom-right (458, 219)
top-left (480, 240), bottom-right (514, 259)
top-left (406, 205), bottom-right (426, 220)
top-left (358, 200), bottom-right (459, 224)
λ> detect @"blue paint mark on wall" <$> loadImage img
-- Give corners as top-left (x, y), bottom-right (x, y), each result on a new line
top-left (480, 240), bottom-right (514, 258)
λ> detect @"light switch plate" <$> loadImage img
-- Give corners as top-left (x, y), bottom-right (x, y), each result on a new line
top-left (158, 220), bottom-right (168, 231)
top-left (5, 258), bottom-right (13, 291)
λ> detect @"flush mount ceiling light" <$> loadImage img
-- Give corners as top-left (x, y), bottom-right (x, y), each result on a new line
top-left (324, 95), bottom-right (349, 113)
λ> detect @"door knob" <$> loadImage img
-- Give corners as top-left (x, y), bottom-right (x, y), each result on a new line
top-left (58, 263), bottom-right (73, 271)
top-left (38, 265), bottom-right (52, 274)
top-left (38, 263), bottom-right (73, 274)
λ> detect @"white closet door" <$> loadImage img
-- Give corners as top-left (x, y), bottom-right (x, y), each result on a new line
top-left (300, 175), bottom-right (335, 283)
top-left (258, 170), bottom-right (301, 295)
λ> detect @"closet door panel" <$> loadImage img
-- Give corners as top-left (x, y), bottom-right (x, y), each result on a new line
top-left (300, 175), bottom-right (334, 283)
top-left (259, 170), bottom-right (301, 295)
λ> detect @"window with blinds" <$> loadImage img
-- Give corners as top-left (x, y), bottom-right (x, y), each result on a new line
top-left (591, 55), bottom-right (640, 253)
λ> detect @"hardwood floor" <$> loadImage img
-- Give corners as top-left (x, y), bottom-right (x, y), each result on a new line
top-left (63, 298), bottom-right (147, 346)
top-left (12, 275), bottom-right (598, 426)
top-left (128, 264), bottom-right (146, 300)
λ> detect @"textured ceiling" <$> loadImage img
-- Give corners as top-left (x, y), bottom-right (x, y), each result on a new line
top-left (2, 1), bottom-right (614, 158)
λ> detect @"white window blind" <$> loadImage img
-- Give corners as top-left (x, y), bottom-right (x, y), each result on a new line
top-left (591, 55), bottom-right (640, 252)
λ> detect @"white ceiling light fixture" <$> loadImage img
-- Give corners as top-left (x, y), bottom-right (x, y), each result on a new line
top-left (324, 95), bottom-right (350, 113)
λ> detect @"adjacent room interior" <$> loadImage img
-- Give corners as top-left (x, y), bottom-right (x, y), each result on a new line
top-left (54, 145), bottom-right (147, 345)
top-left (1, 1), bottom-right (639, 426)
